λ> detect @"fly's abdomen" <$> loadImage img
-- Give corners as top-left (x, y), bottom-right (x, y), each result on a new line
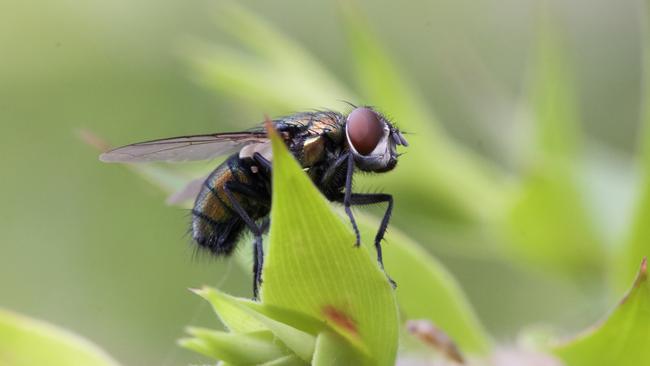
top-left (191, 155), bottom-right (269, 256)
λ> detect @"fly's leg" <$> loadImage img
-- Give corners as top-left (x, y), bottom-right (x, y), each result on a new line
top-left (320, 152), bottom-right (349, 187)
top-left (335, 192), bottom-right (396, 288)
top-left (223, 181), bottom-right (267, 300)
top-left (260, 218), bottom-right (270, 234)
top-left (344, 154), bottom-right (362, 247)
top-left (252, 152), bottom-right (273, 193)
top-left (253, 152), bottom-right (272, 173)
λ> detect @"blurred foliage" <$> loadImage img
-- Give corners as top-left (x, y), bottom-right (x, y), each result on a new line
top-left (553, 259), bottom-right (650, 366)
top-left (0, 309), bottom-right (120, 366)
top-left (503, 9), bottom-right (603, 274)
top-left (618, 0), bottom-right (650, 290)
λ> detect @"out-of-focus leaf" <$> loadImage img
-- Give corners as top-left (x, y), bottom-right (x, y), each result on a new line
top-left (503, 9), bottom-right (603, 274)
top-left (406, 320), bottom-right (465, 363)
top-left (193, 288), bottom-right (316, 362)
top-left (340, 2), bottom-right (507, 223)
top-left (312, 331), bottom-right (364, 366)
top-left (356, 213), bottom-right (491, 355)
top-left (185, 1), bottom-right (355, 113)
top-left (618, 1), bottom-right (650, 289)
top-left (552, 258), bottom-right (650, 365)
top-left (179, 328), bottom-right (288, 364)
top-left (262, 124), bottom-right (399, 365)
top-left (258, 355), bottom-right (308, 366)
top-left (0, 308), bottom-right (120, 366)
top-left (192, 287), bottom-right (265, 333)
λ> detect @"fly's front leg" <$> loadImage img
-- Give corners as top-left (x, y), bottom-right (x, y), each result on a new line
top-left (253, 152), bottom-right (272, 174)
top-left (260, 217), bottom-right (270, 234)
top-left (320, 152), bottom-right (349, 187)
top-left (344, 153), bottom-right (362, 247)
top-left (252, 152), bottom-right (272, 193)
top-left (223, 181), bottom-right (267, 300)
top-left (335, 192), bottom-right (396, 288)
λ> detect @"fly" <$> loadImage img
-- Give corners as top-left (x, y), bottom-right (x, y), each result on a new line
top-left (100, 107), bottom-right (409, 298)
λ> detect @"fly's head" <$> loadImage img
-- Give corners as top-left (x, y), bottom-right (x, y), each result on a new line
top-left (345, 107), bottom-right (408, 173)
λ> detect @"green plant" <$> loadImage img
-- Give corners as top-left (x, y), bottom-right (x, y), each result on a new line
top-left (0, 309), bottom-right (120, 366)
top-left (85, 1), bottom-right (650, 365)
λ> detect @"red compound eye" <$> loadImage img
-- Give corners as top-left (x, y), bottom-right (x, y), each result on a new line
top-left (346, 108), bottom-right (384, 155)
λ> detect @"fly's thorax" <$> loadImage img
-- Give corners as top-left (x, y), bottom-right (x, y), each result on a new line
top-left (301, 136), bottom-right (326, 167)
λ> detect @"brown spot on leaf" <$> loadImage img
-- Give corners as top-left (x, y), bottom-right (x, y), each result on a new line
top-left (322, 305), bottom-right (358, 335)
top-left (407, 319), bottom-right (465, 364)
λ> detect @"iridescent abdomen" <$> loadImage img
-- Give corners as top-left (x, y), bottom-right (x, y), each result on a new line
top-left (191, 154), bottom-right (270, 255)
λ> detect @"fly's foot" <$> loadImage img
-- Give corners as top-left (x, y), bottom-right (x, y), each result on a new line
top-left (387, 275), bottom-right (397, 289)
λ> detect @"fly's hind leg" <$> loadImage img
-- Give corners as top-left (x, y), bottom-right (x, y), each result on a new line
top-left (223, 181), bottom-right (268, 300)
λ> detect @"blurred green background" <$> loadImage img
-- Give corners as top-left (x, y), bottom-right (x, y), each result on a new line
top-left (1, 0), bottom-right (647, 365)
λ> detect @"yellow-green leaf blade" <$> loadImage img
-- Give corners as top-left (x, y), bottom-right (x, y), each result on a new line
top-left (179, 329), bottom-right (288, 364)
top-left (262, 125), bottom-right (399, 366)
top-left (0, 308), bottom-right (120, 366)
top-left (193, 287), bottom-right (266, 333)
top-left (193, 288), bottom-right (316, 362)
top-left (312, 331), bottom-right (365, 366)
top-left (552, 259), bottom-right (650, 365)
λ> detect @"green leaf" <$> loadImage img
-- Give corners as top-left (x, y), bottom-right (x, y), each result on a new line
top-left (503, 8), bottom-right (602, 274)
top-left (193, 287), bottom-right (266, 333)
top-left (617, 1), bottom-right (650, 289)
top-left (312, 331), bottom-right (365, 366)
top-left (179, 328), bottom-right (288, 364)
top-left (0, 308), bottom-right (120, 366)
top-left (194, 288), bottom-right (317, 362)
top-left (258, 355), bottom-right (308, 366)
top-left (356, 213), bottom-right (491, 355)
top-left (552, 258), bottom-right (650, 365)
top-left (261, 124), bottom-right (399, 365)
top-left (529, 11), bottom-right (581, 160)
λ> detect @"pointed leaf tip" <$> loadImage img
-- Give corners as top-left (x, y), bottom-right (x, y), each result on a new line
top-left (189, 287), bottom-right (207, 297)
top-left (264, 114), bottom-right (274, 134)
top-left (552, 257), bottom-right (650, 365)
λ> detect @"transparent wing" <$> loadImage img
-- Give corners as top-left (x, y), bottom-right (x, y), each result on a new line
top-left (99, 132), bottom-right (268, 163)
top-left (166, 175), bottom-right (208, 205)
